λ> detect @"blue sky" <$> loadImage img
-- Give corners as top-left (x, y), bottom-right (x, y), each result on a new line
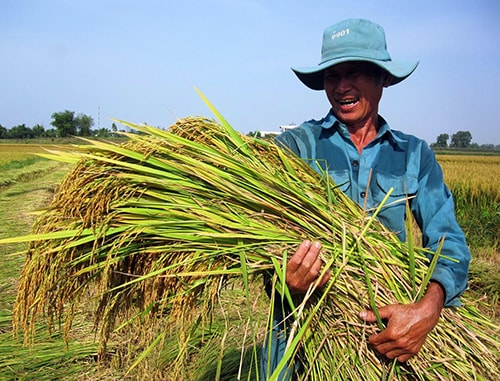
top-left (1, 0), bottom-right (499, 145)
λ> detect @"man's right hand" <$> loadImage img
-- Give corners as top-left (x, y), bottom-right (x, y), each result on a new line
top-left (286, 240), bottom-right (330, 294)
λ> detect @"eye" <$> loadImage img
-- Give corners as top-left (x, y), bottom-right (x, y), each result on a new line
top-left (347, 71), bottom-right (360, 79)
top-left (324, 72), bottom-right (339, 81)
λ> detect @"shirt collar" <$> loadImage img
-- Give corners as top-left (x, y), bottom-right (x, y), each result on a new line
top-left (320, 109), bottom-right (406, 151)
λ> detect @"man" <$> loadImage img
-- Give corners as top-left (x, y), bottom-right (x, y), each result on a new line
top-left (261, 18), bottom-right (470, 380)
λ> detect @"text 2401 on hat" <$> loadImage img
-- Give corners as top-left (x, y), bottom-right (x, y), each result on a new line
top-left (292, 18), bottom-right (419, 90)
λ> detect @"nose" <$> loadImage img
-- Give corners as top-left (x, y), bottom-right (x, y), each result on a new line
top-left (335, 75), bottom-right (352, 92)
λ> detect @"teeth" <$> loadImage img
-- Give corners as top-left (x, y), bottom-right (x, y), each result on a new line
top-left (339, 98), bottom-right (357, 105)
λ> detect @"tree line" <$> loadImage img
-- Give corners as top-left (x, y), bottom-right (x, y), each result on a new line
top-left (430, 130), bottom-right (500, 151)
top-left (0, 110), bottom-right (120, 139)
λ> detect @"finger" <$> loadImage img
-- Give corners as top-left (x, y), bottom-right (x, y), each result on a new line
top-left (359, 310), bottom-right (378, 323)
top-left (374, 305), bottom-right (395, 320)
top-left (382, 344), bottom-right (415, 362)
top-left (300, 241), bottom-right (322, 270)
top-left (298, 243), bottom-right (323, 283)
top-left (297, 262), bottom-right (322, 286)
top-left (288, 241), bottom-right (322, 278)
top-left (287, 240), bottom-right (312, 273)
top-left (369, 335), bottom-right (396, 353)
top-left (360, 305), bottom-right (396, 330)
top-left (305, 256), bottom-right (323, 283)
top-left (368, 328), bottom-right (394, 347)
top-left (383, 348), bottom-right (411, 361)
top-left (396, 353), bottom-right (413, 363)
top-left (316, 268), bottom-right (331, 288)
top-left (372, 334), bottom-right (420, 363)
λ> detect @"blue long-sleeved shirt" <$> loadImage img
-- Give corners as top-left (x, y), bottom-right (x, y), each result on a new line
top-left (275, 110), bottom-right (470, 307)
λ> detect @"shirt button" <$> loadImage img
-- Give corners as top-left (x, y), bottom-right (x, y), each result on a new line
top-left (352, 160), bottom-right (359, 167)
top-left (360, 192), bottom-right (366, 198)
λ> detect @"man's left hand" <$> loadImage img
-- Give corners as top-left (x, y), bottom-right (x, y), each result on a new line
top-left (359, 282), bottom-right (444, 362)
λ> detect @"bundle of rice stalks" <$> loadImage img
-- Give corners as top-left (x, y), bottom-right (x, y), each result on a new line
top-left (3, 96), bottom-right (499, 380)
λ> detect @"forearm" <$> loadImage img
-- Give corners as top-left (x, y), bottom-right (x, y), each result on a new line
top-left (420, 281), bottom-right (445, 315)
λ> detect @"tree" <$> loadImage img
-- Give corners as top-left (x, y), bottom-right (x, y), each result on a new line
top-left (480, 144), bottom-right (495, 151)
top-left (45, 129), bottom-right (58, 138)
top-left (32, 124), bottom-right (45, 138)
top-left (95, 127), bottom-right (111, 138)
top-left (75, 113), bottom-right (94, 136)
top-left (0, 125), bottom-right (7, 139)
top-left (8, 124), bottom-right (34, 139)
top-left (51, 110), bottom-right (76, 138)
top-left (450, 130), bottom-right (472, 148)
top-left (434, 133), bottom-right (449, 148)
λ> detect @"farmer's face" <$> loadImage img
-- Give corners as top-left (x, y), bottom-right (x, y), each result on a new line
top-left (323, 62), bottom-right (390, 128)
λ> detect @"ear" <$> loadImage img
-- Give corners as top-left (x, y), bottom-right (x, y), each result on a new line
top-left (383, 73), bottom-right (393, 87)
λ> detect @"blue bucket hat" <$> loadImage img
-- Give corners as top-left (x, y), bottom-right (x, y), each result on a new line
top-left (292, 18), bottom-right (419, 90)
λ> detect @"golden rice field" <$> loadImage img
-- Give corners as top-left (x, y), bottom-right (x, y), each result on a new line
top-left (0, 143), bottom-right (75, 164)
top-left (0, 144), bottom-right (45, 163)
top-left (0, 144), bottom-right (75, 189)
top-left (437, 154), bottom-right (500, 204)
top-left (438, 155), bottom-right (499, 252)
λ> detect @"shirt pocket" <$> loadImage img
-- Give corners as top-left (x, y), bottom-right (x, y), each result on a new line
top-left (372, 172), bottom-right (419, 236)
top-left (374, 172), bottom-right (418, 200)
top-left (329, 169), bottom-right (351, 193)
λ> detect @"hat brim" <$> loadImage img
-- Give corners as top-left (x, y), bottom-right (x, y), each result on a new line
top-left (291, 58), bottom-right (419, 90)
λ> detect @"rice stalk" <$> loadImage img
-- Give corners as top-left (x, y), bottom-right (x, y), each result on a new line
top-left (1, 102), bottom-right (498, 380)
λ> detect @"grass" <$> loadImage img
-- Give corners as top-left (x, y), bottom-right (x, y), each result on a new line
top-left (0, 144), bottom-right (77, 189)
top-left (0, 136), bottom-right (498, 380)
top-left (0, 155), bottom-right (105, 380)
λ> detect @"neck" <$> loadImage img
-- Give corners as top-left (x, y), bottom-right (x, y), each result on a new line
top-left (347, 120), bottom-right (379, 154)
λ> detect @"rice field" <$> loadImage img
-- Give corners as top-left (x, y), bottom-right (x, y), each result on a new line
top-left (437, 154), bottom-right (500, 251)
top-left (0, 144), bottom-right (74, 189)
top-left (0, 143), bottom-right (61, 163)
top-left (438, 154), bottom-right (500, 204)
top-left (0, 141), bottom-right (498, 380)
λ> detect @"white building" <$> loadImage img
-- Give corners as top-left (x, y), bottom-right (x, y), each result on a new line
top-left (254, 124), bottom-right (298, 138)
top-left (279, 124), bottom-right (298, 132)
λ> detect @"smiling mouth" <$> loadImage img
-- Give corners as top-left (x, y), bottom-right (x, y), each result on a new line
top-left (337, 98), bottom-right (359, 105)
